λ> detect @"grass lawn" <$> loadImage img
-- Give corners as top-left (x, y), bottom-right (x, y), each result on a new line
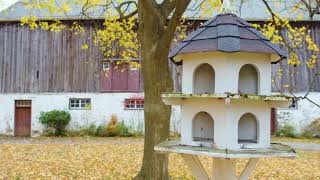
top-left (0, 137), bottom-right (319, 179)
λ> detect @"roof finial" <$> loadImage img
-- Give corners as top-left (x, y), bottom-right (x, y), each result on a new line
top-left (219, 0), bottom-right (237, 14)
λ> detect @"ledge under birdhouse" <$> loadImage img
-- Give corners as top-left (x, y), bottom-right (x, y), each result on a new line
top-left (154, 139), bottom-right (296, 159)
top-left (161, 93), bottom-right (292, 108)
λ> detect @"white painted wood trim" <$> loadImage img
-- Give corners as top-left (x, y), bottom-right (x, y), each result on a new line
top-left (181, 154), bottom-right (210, 180)
top-left (239, 158), bottom-right (259, 180)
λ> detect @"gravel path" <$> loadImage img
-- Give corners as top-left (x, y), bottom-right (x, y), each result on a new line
top-left (0, 137), bottom-right (319, 151)
top-left (0, 136), bottom-right (143, 145)
top-left (282, 142), bottom-right (320, 151)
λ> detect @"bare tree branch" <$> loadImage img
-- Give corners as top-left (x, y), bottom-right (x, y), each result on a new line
top-left (300, 0), bottom-right (320, 19)
top-left (157, 0), bottom-right (191, 52)
top-left (114, 1), bottom-right (138, 19)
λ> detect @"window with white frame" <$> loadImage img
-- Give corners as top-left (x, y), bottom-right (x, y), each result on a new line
top-left (69, 98), bottom-right (91, 110)
top-left (124, 99), bottom-right (144, 109)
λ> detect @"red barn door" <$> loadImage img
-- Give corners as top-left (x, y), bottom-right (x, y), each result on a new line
top-left (14, 100), bottom-right (32, 137)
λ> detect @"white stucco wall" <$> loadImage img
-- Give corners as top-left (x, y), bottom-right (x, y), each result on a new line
top-left (180, 99), bottom-right (271, 150)
top-left (0, 93), bottom-right (181, 136)
top-left (1, 92), bottom-right (319, 137)
top-left (277, 92), bottom-right (320, 131)
top-left (181, 52), bottom-right (271, 95)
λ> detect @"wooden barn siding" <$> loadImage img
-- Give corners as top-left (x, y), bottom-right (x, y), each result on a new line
top-left (0, 21), bottom-right (102, 93)
top-left (1, 20), bottom-right (320, 93)
top-left (268, 21), bottom-right (320, 92)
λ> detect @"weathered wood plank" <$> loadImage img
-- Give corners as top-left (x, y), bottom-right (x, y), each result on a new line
top-left (0, 20), bottom-right (319, 93)
top-left (0, 24), bottom-right (4, 92)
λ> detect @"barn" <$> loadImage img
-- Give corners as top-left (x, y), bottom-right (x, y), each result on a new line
top-left (0, 0), bottom-right (319, 136)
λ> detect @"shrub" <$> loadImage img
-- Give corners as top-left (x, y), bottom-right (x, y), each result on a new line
top-left (96, 125), bottom-right (108, 137)
top-left (66, 124), bottom-right (99, 137)
top-left (39, 110), bottom-right (71, 136)
top-left (276, 122), bottom-right (297, 138)
top-left (302, 118), bottom-right (320, 138)
top-left (52, 113), bottom-right (136, 137)
top-left (79, 124), bottom-right (97, 136)
top-left (102, 114), bottom-right (133, 137)
top-left (106, 114), bottom-right (119, 137)
top-left (117, 122), bottom-right (131, 137)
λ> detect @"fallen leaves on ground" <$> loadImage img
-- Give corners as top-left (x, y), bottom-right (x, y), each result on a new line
top-left (0, 138), bottom-right (319, 179)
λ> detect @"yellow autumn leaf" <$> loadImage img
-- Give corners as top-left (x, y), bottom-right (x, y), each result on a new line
top-left (0, 137), bottom-right (319, 179)
top-left (81, 44), bottom-right (89, 50)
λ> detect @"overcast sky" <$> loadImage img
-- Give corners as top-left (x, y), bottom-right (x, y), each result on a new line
top-left (0, 0), bottom-right (19, 12)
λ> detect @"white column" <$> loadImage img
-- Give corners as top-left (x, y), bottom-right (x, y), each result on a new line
top-left (212, 158), bottom-right (237, 180)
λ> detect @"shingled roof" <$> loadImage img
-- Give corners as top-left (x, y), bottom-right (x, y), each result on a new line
top-left (169, 13), bottom-right (288, 65)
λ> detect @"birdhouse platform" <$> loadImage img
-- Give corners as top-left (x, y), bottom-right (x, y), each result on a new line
top-left (155, 140), bottom-right (296, 180)
top-left (155, 139), bottom-right (296, 159)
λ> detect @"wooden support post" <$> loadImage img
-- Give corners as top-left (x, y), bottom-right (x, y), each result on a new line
top-left (271, 108), bottom-right (277, 135)
top-left (212, 158), bottom-right (237, 180)
top-left (239, 158), bottom-right (259, 180)
top-left (181, 154), bottom-right (210, 180)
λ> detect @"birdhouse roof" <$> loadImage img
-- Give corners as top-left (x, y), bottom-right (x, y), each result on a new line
top-left (169, 13), bottom-right (288, 65)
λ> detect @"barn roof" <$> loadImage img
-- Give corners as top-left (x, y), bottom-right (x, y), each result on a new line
top-left (0, 0), bottom-right (108, 21)
top-left (169, 13), bottom-right (288, 65)
top-left (0, 0), bottom-right (319, 22)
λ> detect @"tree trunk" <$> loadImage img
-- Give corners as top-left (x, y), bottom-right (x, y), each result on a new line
top-left (134, 0), bottom-right (191, 178)
top-left (134, 2), bottom-right (174, 179)
top-left (136, 52), bottom-right (173, 179)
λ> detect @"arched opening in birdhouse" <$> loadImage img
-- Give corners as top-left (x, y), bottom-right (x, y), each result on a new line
top-left (238, 64), bottom-right (259, 94)
top-left (193, 63), bottom-right (215, 94)
top-left (238, 113), bottom-right (258, 143)
top-left (193, 112), bottom-right (214, 142)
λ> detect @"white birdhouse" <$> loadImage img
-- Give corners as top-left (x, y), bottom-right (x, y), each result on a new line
top-left (163, 13), bottom-right (291, 150)
top-left (156, 3), bottom-right (296, 179)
